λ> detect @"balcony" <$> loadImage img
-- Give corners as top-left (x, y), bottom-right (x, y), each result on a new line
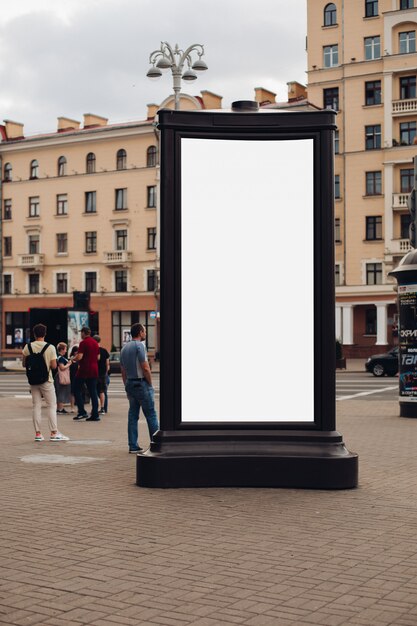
top-left (388, 239), bottom-right (412, 255)
top-left (392, 192), bottom-right (410, 210)
top-left (392, 98), bottom-right (417, 116)
top-left (103, 250), bottom-right (132, 266)
top-left (18, 253), bottom-right (45, 270)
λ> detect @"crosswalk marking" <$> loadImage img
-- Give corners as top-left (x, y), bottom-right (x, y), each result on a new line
top-left (337, 385), bottom-right (397, 401)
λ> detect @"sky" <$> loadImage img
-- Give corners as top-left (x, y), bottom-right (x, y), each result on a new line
top-left (0, 0), bottom-right (307, 136)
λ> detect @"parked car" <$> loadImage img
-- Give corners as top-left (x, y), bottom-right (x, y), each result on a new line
top-left (109, 352), bottom-right (121, 374)
top-left (365, 347), bottom-right (399, 377)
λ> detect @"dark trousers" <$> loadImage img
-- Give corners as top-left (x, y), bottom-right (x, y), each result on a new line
top-left (74, 377), bottom-right (99, 418)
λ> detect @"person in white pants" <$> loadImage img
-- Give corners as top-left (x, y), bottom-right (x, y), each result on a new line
top-left (22, 323), bottom-right (69, 442)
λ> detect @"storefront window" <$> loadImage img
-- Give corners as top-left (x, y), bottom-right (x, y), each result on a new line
top-left (5, 312), bottom-right (30, 348)
top-left (112, 310), bottom-right (156, 351)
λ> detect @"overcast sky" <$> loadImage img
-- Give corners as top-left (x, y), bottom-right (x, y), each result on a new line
top-left (0, 0), bottom-right (307, 136)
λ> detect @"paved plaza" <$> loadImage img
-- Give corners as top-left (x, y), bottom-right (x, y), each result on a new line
top-left (1, 384), bottom-right (417, 625)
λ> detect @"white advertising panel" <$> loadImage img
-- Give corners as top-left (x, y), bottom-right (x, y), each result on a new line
top-left (181, 138), bottom-right (314, 422)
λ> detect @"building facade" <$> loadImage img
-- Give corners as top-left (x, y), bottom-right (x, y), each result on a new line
top-left (0, 90), bottom-right (222, 358)
top-left (307, 0), bottom-right (417, 357)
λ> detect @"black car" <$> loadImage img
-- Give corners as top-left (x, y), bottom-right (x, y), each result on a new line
top-left (365, 346), bottom-right (399, 377)
top-left (109, 352), bottom-right (121, 374)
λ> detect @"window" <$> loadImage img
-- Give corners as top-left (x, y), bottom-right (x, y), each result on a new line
top-left (365, 308), bottom-right (377, 334)
top-left (4, 237), bottom-right (12, 257)
top-left (85, 231), bottom-right (97, 253)
top-left (116, 149), bottom-right (127, 170)
top-left (115, 229), bottom-right (127, 251)
top-left (85, 191), bottom-right (96, 213)
top-left (400, 121), bottom-right (416, 145)
top-left (365, 0), bottom-right (378, 17)
top-left (366, 216), bottom-right (382, 240)
top-left (115, 270), bottom-right (127, 292)
top-left (29, 196), bottom-right (40, 217)
top-left (115, 188), bottom-right (127, 210)
top-left (401, 168), bottom-right (414, 193)
top-left (335, 175), bottom-right (341, 199)
top-left (400, 75), bottom-right (416, 99)
top-left (30, 159), bottom-right (39, 179)
top-left (399, 31), bottom-right (416, 54)
top-left (3, 199), bottom-right (12, 220)
top-left (366, 262), bottom-right (383, 284)
top-left (366, 171), bottom-right (382, 195)
top-left (323, 44), bottom-right (338, 67)
top-left (57, 233), bottom-right (68, 254)
top-left (56, 194), bottom-right (68, 215)
top-left (3, 274), bottom-right (12, 295)
top-left (365, 125), bottom-right (381, 149)
top-left (147, 269), bottom-right (156, 292)
top-left (29, 274), bottom-right (40, 294)
top-left (365, 80), bottom-right (381, 105)
top-left (335, 265), bottom-right (341, 286)
top-left (364, 36), bottom-right (381, 60)
top-left (324, 3), bottom-right (337, 25)
top-left (56, 273), bottom-right (68, 293)
top-left (86, 153), bottom-right (96, 174)
top-left (147, 145), bottom-right (157, 167)
top-left (335, 218), bottom-right (341, 243)
top-left (401, 213), bottom-right (411, 238)
top-left (323, 87), bottom-right (339, 110)
top-left (147, 227), bottom-right (157, 250)
top-left (147, 186), bottom-right (156, 208)
top-left (334, 130), bottom-right (340, 154)
top-left (112, 311), bottom-right (156, 351)
top-left (85, 272), bottom-right (97, 292)
top-left (28, 234), bottom-right (40, 254)
top-left (401, 0), bottom-right (414, 8)
top-left (4, 162), bottom-right (12, 182)
top-left (58, 156), bottom-right (67, 176)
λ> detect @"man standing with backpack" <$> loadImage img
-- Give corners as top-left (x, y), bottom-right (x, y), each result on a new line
top-left (22, 323), bottom-right (69, 442)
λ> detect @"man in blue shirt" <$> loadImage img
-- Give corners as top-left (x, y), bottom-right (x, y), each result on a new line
top-left (120, 323), bottom-right (159, 453)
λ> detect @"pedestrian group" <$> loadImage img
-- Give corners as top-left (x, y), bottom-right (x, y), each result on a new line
top-left (22, 322), bottom-right (159, 452)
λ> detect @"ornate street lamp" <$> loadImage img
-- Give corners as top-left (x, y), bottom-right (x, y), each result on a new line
top-left (146, 42), bottom-right (208, 110)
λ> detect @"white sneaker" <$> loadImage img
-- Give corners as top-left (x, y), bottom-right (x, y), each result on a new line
top-left (50, 433), bottom-right (70, 441)
top-left (34, 433), bottom-right (44, 442)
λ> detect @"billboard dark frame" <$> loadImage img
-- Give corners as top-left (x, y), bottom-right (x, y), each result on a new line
top-left (137, 107), bottom-right (358, 488)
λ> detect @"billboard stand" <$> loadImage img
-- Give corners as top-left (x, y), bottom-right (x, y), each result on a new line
top-left (137, 103), bottom-right (358, 488)
top-left (389, 250), bottom-right (417, 417)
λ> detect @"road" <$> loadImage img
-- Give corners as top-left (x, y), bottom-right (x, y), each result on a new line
top-left (0, 372), bottom-right (160, 398)
top-left (0, 370), bottom-right (398, 401)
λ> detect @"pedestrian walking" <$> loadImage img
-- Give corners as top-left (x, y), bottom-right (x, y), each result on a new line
top-left (120, 323), bottom-right (159, 453)
top-left (72, 326), bottom-right (100, 421)
top-left (55, 342), bottom-right (72, 414)
top-left (93, 335), bottom-right (110, 414)
top-left (22, 323), bottom-right (69, 442)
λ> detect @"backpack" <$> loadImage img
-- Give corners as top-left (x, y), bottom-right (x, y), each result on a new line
top-left (25, 343), bottom-right (50, 385)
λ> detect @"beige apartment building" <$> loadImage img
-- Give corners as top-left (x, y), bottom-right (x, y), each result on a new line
top-left (0, 90), bottom-right (222, 358)
top-left (307, 0), bottom-right (417, 357)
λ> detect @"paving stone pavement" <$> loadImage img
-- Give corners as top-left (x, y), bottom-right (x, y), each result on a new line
top-left (1, 390), bottom-right (417, 626)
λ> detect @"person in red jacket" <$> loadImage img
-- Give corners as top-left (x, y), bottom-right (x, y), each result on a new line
top-left (72, 326), bottom-right (100, 421)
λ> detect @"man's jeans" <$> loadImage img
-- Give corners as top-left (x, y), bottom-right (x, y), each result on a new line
top-left (74, 377), bottom-right (99, 418)
top-left (125, 379), bottom-right (159, 450)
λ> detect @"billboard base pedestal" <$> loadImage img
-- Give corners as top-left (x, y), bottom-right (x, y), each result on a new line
top-left (136, 430), bottom-right (358, 489)
top-left (400, 403), bottom-right (417, 418)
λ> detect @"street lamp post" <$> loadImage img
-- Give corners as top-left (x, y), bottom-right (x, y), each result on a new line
top-left (146, 42), bottom-right (208, 110)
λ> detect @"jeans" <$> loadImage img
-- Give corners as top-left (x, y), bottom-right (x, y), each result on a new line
top-left (104, 375), bottom-right (110, 413)
top-left (74, 376), bottom-right (99, 418)
top-left (125, 379), bottom-right (159, 450)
